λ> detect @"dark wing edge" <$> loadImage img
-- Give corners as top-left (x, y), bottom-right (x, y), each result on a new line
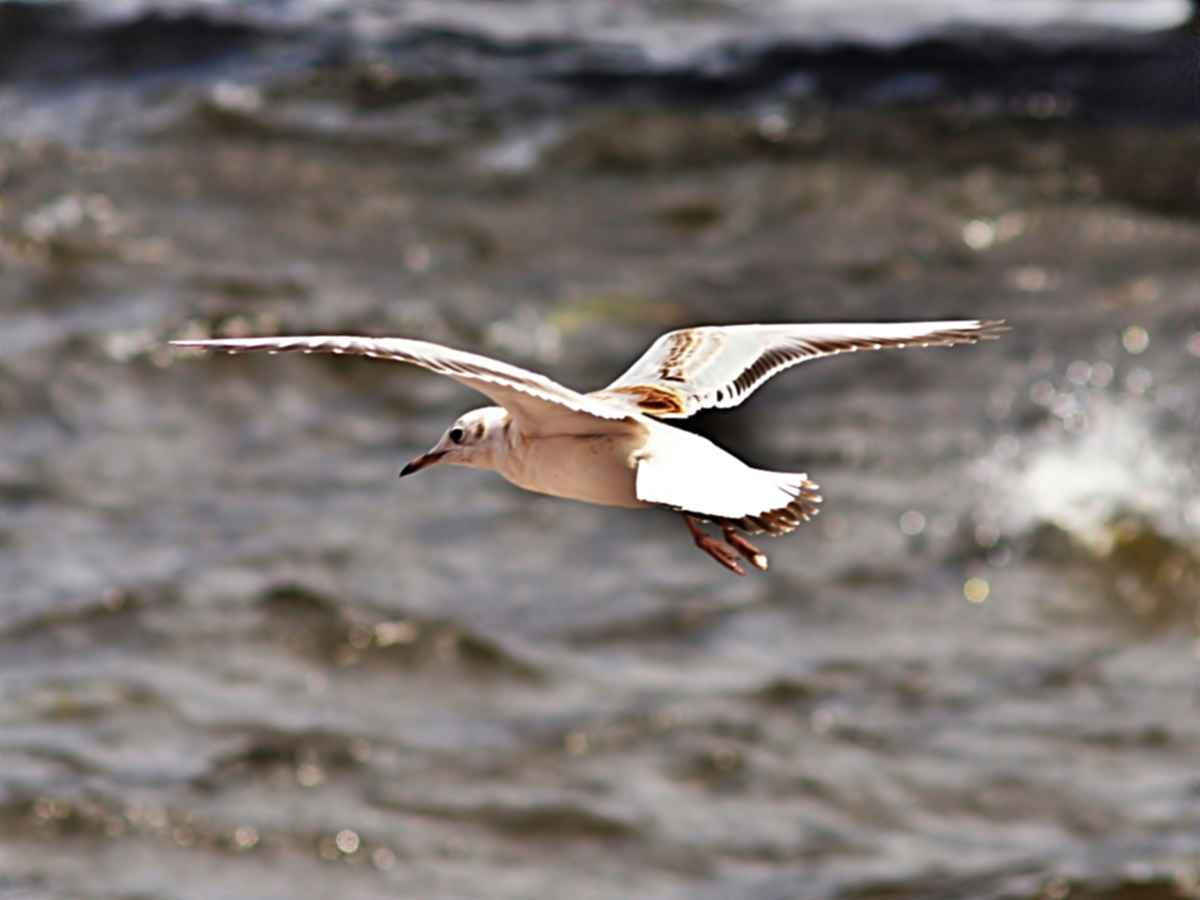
top-left (600, 319), bottom-right (1008, 418)
top-left (710, 319), bottom-right (1009, 411)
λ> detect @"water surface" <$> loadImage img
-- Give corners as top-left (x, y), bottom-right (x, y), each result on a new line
top-left (1, 3), bottom-right (1199, 898)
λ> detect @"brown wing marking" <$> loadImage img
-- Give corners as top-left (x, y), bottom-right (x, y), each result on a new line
top-left (658, 329), bottom-right (704, 383)
top-left (599, 384), bottom-right (688, 416)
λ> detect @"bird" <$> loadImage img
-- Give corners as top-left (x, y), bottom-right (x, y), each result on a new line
top-left (171, 319), bottom-right (1006, 575)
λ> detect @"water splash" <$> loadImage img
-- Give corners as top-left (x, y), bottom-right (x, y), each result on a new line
top-left (1026, 409), bottom-right (1187, 550)
top-left (975, 380), bottom-right (1200, 628)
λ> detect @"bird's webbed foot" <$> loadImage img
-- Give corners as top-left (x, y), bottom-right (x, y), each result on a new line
top-left (683, 515), bottom-right (770, 575)
top-left (721, 525), bottom-right (768, 572)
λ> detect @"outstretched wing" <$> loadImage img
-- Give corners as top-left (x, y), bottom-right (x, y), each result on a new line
top-left (593, 320), bottom-right (1007, 419)
top-left (170, 335), bottom-right (631, 433)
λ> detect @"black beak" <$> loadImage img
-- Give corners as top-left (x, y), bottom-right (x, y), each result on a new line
top-left (399, 450), bottom-right (445, 478)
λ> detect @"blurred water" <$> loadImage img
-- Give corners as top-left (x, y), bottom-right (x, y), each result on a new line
top-left (20, 0), bottom-right (1192, 48)
top-left (1, 1), bottom-right (1200, 898)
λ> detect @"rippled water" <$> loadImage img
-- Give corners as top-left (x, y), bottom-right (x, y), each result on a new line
top-left (1, 3), bottom-right (1199, 899)
top-left (18, 0), bottom-right (1193, 49)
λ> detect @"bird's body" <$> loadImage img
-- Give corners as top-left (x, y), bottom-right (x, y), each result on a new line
top-left (499, 418), bottom-right (648, 509)
top-left (173, 319), bottom-right (1006, 574)
top-left (493, 412), bottom-right (808, 521)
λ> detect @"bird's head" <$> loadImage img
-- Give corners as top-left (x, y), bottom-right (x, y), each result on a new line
top-left (399, 406), bottom-right (509, 477)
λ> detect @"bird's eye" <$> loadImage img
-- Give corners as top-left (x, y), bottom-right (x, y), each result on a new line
top-left (449, 427), bottom-right (465, 444)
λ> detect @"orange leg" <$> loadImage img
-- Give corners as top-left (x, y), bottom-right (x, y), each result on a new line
top-left (721, 526), bottom-right (769, 572)
top-left (683, 515), bottom-right (745, 575)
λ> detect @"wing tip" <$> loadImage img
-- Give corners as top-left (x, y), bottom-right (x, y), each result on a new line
top-left (930, 319), bottom-right (1010, 344)
top-left (168, 335), bottom-right (328, 352)
top-left (168, 338), bottom-right (266, 353)
top-left (973, 319), bottom-right (1009, 340)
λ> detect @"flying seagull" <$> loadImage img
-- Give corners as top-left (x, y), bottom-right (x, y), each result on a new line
top-left (172, 320), bottom-right (1006, 574)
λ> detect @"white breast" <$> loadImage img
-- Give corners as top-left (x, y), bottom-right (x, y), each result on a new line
top-left (497, 428), bottom-right (649, 509)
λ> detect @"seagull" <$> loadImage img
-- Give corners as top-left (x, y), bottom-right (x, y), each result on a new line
top-left (172, 320), bottom-right (1006, 574)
